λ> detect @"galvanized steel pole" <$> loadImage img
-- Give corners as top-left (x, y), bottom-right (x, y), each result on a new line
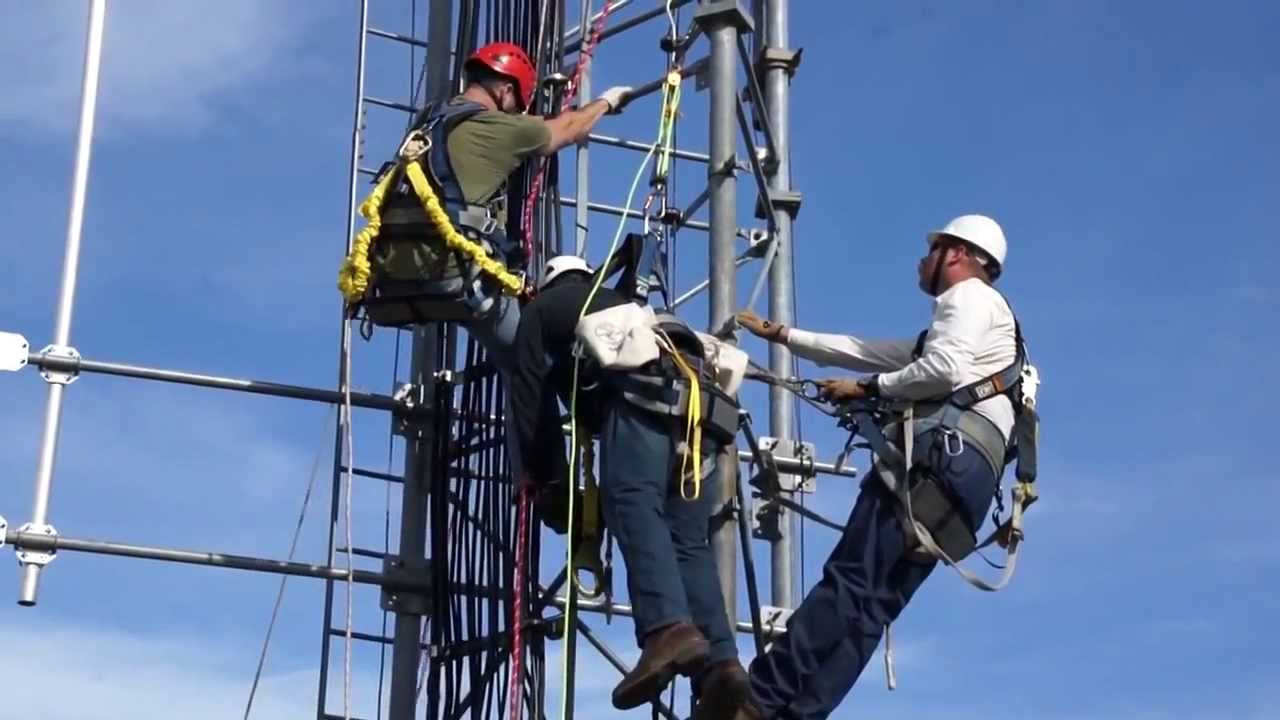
top-left (574, 0), bottom-right (592, 255)
top-left (385, 1), bottom-right (454, 717)
top-left (762, 0), bottom-right (798, 610)
top-left (696, 0), bottom-right (751, 634)
top-left (18, 0), bottom-right (106, 607)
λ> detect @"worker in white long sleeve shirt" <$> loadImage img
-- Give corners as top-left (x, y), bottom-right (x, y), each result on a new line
top-left (779, 271), bottom-right (1018, 446)
top-left (725, 215), bottom-right (1029, 720)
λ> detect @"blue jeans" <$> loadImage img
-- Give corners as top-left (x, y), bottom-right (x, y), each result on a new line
top-left (748, 439), bottom-right (997, 720)
top-left (466, 292), bottom-right (520, 373)
top-left (598, 399), bottom-right (737, 665)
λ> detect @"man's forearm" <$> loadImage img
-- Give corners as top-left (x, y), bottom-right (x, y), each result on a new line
top-left (542, 99), bottom-right (609, 154)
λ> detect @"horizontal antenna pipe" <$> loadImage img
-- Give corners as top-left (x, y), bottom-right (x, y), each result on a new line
top-left (610, 57), bottom-right (709, 113)
top-left (558, 197), bottom-right (710, 232)
top-left (588, 133), bottom-right (710, 164)
top-left (551, 595), bottom-right (784, 639)
top-left (3, 528), bottom-right (428, 591)
top-left (737, 449), bottom-right (858, 479)
top-left (366, 26), bottom-right (428, 49)
top-left (26, 350), bottom-right (408, 413)
top-left (364, 96), bottom-right (420, 114)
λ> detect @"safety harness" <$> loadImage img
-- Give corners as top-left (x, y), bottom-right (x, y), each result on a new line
top-left (843, 304), bottom-right (1041, 592)
top-left (337, 98), bottom-right (527, 330)
top-left (563, 237), bottom-right (740, 599)
top-left (822, 301), bottom-right (1042, 692)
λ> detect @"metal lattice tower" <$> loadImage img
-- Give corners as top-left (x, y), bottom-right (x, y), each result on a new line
top-left (0, 2), bottom-right (864, 719)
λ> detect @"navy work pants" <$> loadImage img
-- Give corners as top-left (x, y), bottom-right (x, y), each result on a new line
top-left (748, 439), bottom-right (997, 720)
top-left (598, 399), bottom-right (737, 666)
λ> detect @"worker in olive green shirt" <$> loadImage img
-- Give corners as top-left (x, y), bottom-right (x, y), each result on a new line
top-left (411, 41), bottom-right (631, 370)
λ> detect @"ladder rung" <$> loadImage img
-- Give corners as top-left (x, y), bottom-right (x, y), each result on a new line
top-left (341, 466), bottom-right (404, 483)
top-left (366, 26), bottom-right (427, 49)
top-left (336, 546), bottom-right (388, 560)
top-left (324, 714), bottom-right (373, 720)
top-left (327, 627), bottom-right (432, 651)
top-left (328, 628), bottom-right (392, 645)
top-left (364, 95), bottom-right (420, 114)
top-left (357, 166), bottom-right (379, 177)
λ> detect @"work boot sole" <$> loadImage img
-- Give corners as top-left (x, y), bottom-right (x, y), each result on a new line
top-left (611, 640), bottom-right (710, 710)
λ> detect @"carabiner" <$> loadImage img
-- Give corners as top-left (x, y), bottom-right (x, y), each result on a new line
top-left (642, 190), bottom-right (659, 234)
top-left (397, 129), bottom-right (431, 161)
top-left (942, 429), bottom-right (965, 457)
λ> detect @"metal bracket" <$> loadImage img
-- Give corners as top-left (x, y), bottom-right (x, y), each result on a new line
top-left (759, 437), bottom-right (816, 493)
top-left (0, 332), bottom-right (29, 372)
top-left (38, 345), bottom-right (80, 385)
top-left (754, 189), bottom-right (803, 221)
top-left (693, 0), bottom-right (755, 34)
top-left (380, 553), bottom-right (430, 616)
top-left (392, 383), bottom-right (433, 437)
top-left (14, 523), bottom-right (58, 567)
top-left (760, 605), bottom-right (793, 637)
top-left (751, 494), bottom-right (782, 541)
top-left (745, 228), bottom-right (772, 257)
top-left (755, 47), bottom-right (803, 78)
top-left (545, 614), bottom-right (567, 641)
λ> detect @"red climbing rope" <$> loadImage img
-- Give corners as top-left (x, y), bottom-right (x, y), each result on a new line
top-left (507, 483), bottom-right (532, 720)
top-left (521, 1), bottom-right (618, 262)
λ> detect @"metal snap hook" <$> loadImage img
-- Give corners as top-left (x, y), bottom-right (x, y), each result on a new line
top-left (943, 429), bottom-right (965, 457)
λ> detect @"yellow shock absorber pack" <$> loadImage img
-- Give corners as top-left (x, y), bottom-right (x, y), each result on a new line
top-left (337, 154), bottom-right (526, 304)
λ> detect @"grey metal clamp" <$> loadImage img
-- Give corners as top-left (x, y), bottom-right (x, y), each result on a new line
top-left (14, 522), bottom-right (58, 567)
top-left (39, 344), bottom-right (81, 385)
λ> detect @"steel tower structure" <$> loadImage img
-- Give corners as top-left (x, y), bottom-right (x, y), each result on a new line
top-left (0, 2), bottom-right (859, 718)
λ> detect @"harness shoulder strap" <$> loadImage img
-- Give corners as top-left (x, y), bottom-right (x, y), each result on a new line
top-left (934, 291), bottom-right (1027, 434)
top-left (421, 98), bottom-right (488, 207)
top-left (911, 329), bottom-right (928, 360)
top-left (601, 232), bottom-right (669, 307)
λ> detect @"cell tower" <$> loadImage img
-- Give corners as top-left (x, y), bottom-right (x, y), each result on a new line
top-left (0, 2), bottom-right (860, 718)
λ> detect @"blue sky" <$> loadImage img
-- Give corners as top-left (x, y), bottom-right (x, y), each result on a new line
top-left (1, 1), bottom-right (1278, 718)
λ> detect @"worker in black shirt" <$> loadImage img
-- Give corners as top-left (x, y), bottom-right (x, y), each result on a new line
top-left (507, 255), bottom-right (749, 716)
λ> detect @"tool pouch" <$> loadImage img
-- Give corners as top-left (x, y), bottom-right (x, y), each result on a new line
top-left (900, 470), bottom-right (977, 565)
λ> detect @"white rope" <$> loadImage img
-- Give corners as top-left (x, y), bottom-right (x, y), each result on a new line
top-left (341, 322), bottom-right (358, 720)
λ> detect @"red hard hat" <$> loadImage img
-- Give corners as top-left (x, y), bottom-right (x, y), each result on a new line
top-left (465, 42), bottom-right (536, 109)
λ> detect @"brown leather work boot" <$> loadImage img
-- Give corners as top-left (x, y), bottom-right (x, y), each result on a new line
top-left (611, 621), bottom-right (710, 710)
top-left (690, 659), bottom-right (753, 720)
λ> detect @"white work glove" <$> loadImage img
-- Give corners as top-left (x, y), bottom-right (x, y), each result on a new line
top-left (597, 86), bottom-right (632, 114)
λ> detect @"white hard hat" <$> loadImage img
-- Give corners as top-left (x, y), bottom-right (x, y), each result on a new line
top-left (540, 254), bottom-right (593, 289)
top-left (927, 214), bottom-right (1007, 273)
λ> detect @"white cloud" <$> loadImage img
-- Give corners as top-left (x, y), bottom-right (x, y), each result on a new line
top-left (0, 614), bottom-right (377, 720)
top-left (0, 1), bottom-right (328, 135)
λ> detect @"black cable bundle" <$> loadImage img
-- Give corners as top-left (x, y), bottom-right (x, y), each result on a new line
top-left (419, 2), bottom-right (564, 719)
